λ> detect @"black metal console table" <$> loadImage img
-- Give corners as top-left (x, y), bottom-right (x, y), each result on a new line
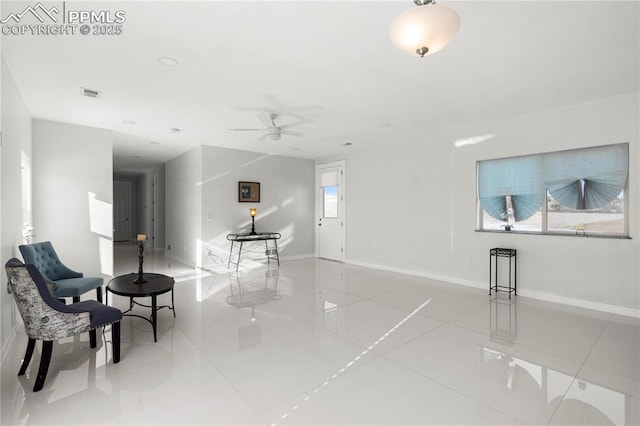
top-left (489, 248), bottom-right (517, 298)
top-left (226, 232), bottom-right (281, 271)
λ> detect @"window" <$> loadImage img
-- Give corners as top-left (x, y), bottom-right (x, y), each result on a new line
top-left (477, 143), bottom-right (629, 237)
top-left (323, 185), bottom-right (338, 218)
top-left (320, 168), bottom-right (339, 218)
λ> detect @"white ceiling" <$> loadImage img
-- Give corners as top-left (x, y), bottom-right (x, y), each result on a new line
top-left (2, 1), bottom-right (638, 175)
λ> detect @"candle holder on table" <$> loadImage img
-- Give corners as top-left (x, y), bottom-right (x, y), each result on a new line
top-left (133, 234), bottom-right (148, 284)
top-left (249, 208), bottom-right (257, 235)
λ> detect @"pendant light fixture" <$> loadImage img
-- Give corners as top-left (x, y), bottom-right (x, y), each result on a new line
top-left (390, 0), bottom-right (461, 58)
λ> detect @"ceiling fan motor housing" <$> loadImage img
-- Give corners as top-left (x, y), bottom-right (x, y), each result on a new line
top-left (266, 127), bottom-right (281, 140)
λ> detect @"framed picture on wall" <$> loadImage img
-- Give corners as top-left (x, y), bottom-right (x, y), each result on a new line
top-left (238, 181), bottom-right (260, 202)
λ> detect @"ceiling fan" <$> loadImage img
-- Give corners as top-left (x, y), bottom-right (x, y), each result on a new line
top-left (229, 113), bottom-right (306, 141)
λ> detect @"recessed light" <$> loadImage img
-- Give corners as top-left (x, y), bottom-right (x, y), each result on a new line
top-left (158, 56), bottom-right (179, 67)
top-left (379, 122), bottom-right (391, 128)
top-left (342, 142), bottom-right (354, 146)
top-left (123, 120), bottom-right (136, 125)
top-left (171, 127), bottom-right (181, 133)
top-left (133, 155), bottom-right (143, 159)
top-left (149, 141), bottom-right (161, 145)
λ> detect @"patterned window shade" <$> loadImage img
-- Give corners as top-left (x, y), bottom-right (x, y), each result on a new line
top-left (477, 143), bottom-right (628, 221)
top-left (544, 144), bottom-right (628, 209)
top-left (477, 154), bottom-right (544, 222)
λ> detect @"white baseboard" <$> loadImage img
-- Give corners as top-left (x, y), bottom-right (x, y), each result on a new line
top-left (345, 259), bottom-right (640, 319)
top-left (345, 259), bottom-right (486, 290)
top-left (165, 252), bottom-right (196, 269)
top-left (1, 325), bottom-right (17, 365)
top-left (516, 288), bottom-right (640, 318)
top-left (280, 253), bottom-right (315, 262)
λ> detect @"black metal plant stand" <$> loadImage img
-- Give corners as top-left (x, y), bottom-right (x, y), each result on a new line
top-left (489, 248), bottom-right (517, 298)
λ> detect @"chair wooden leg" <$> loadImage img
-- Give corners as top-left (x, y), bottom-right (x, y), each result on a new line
top-left (33, 341), bottom-right (53, 392)
top-left (18, 338), bottom-right (36, 376)
top-left (96, 286), bottom-right (103, 303)
top-left (112, 322), bottom-right (121, 364)
top-left (72, 296), bottom-right (80, 304)
top-left (89, 329), bottom-right (97, 348)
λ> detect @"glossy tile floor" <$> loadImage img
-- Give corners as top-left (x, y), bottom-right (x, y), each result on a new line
top-left (2, 243), bottom-right (639, 425)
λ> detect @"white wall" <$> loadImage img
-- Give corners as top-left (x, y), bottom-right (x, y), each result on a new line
top-left (32, 119), bottom-right (114, 279)
top-left (328, 92), bottom-right (639, 315)
top-left (154, 164), bottom-right (166, 250)
top-left (1, 56), bottom-right (32, 359)
top-left (165, 146), bottom-right (202, 266)
top-left (165, 145), bottom-right (315, 268)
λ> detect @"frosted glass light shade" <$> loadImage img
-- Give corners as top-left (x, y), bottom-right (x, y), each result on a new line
top-left (390, 4), bottom-right (461, 57)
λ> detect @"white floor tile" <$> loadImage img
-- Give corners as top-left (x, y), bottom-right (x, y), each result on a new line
top-left (452, 294), bottom-right (609, 362)
top-left (384, 323), bottom-right (582, 425)
top-left (263, 356), bottom-right (524, 425)
top-left (303, 298), bottom-right (442, 354)
top-left (3, 247), bottom-right (638, 426)
top-left (548, 367), bottom-right (640, 426)
top-left (581, 314), bottom-right (640, 380)
top-left (374, 285), bottom-right (489, 322)
top-left (184, 319), bottom-right (379, 414)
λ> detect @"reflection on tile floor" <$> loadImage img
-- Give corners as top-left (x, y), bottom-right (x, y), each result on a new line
top-left (2, 243), bottom-right (638, 425)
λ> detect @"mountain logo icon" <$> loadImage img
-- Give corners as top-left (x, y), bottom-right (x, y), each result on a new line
top-left (1, 2), bottom-right (60, 24)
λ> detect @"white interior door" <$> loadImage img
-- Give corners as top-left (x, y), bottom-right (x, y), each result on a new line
top-left (113, 180), bottom-right (132, 242)
top-left (316, 161), bottom-right (345, 261)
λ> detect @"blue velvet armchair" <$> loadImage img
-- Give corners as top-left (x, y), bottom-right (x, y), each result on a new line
top-left (5, 258), bottom-right (122, 392)
top-left (19, 241), bottom-right (103, 303)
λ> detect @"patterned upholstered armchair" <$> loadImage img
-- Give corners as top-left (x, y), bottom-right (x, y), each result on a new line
top-left (5, 258), bottom-right (122, 392)
top-left (19, 241), bottom-right (103, 303)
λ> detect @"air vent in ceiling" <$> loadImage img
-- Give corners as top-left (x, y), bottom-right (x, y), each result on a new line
top-left (83, 88), bottom-right (100, 98)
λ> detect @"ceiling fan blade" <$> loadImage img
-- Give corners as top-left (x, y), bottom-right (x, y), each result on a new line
top-left (281, 130), bottom-right (304, 137)
top-left (229, 128), bottom-right (263, 131)
top-left (257, 133), bottom-right (268, 142)
top-left (256, 114), bottom-right (272, 127)
top-left (262, 94), bottom-right (322, 119)
top-left (279, 119), bottom-right (310, 130)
